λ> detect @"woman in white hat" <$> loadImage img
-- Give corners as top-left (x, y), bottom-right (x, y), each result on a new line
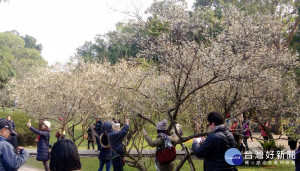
top-left (27, 120), bottom-right (51, 171)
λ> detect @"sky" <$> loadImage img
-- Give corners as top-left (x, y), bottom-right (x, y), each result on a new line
top-left (0, 0), bottom-right (195, 65)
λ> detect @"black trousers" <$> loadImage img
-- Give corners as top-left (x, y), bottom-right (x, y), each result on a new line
top-left (88, 140), bottom-right (95, 150)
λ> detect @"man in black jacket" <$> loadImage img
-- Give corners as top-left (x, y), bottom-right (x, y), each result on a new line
top-left (6, 115), bottom-right (18, 154)
top-left (192, 111), bottom-right (237, 171)
top-left (94, 117), bottom-right (103, 151)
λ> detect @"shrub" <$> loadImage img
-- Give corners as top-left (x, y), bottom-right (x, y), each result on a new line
top-left (258, 140), bottom-right (285, 153)
top-left (0, 109), bottom-right (39, 146)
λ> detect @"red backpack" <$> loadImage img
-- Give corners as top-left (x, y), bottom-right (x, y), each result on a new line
top-left (156, 146), bottom-right (176, 165)
top-left (155, 133), bottom-right (176, 165)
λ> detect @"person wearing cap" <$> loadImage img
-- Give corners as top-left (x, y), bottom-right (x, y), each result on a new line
top-left (6, 115), bottom-right (18, 154)
top-left (0, 120), bottom-right (29, 170)
top-left (27, 120), bottom-right (51, 171)
top-left (103, 117), bottom-right (130, 171)
top-left (142, 119), bottom-right (178, 171)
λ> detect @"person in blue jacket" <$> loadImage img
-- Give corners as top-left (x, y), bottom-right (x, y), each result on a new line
top-left (27, 120), bottom-right (51, 171)
top-left (0, 120), bottom-right (29, 171)
top-left (103, 117), bottom-right (130, 171)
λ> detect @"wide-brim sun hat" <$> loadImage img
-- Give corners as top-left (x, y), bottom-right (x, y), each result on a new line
top-left (43, 121), bottom-right (51, 129)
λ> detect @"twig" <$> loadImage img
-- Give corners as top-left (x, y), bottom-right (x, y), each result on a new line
top-left (137, 113), bottom-right (156, 126)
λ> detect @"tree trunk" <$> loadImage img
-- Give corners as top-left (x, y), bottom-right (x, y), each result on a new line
top-left (175, 151), bottom-right (194, 171)
top-left (274, 116), bottom-right (281, 134)
top-left (285, 16), bottom-right (300, 47)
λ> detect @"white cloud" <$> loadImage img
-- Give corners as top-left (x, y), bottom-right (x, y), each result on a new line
top-left (0, 0), bottom-right (195, 65)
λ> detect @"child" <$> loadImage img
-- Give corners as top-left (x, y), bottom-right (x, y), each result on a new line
top-left (98, 132), bottom-right (112, 171)
top-left (27, 120), bottom-right (51, 171)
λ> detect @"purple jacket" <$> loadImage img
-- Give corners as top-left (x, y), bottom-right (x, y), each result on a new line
top-left (243, 124), bottom-right (250, 137)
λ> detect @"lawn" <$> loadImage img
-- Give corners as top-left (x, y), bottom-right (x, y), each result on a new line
top-left (24, 120), bottom-right (296, 170)
top-left (26, 157), bottom-right (295, 171)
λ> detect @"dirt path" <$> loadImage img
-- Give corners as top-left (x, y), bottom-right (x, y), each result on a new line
top-left (19, 165), bottom-right (43, 171)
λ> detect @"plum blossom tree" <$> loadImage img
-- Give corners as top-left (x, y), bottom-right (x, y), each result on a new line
top-left (112, 1), bottom-right (299, 169)
top-left (9, 61), bottom-right (116, 145)
top-left (8, 0), bottom-right (299, 170)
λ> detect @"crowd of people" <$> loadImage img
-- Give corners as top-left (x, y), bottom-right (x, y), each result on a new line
top-left (0, 115), bottom-right (131, 171)
top-left (0, 113), bottom-right (299, 171)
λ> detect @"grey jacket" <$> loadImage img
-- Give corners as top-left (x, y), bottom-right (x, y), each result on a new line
top-left (0, 136), bottom-right (29, 171)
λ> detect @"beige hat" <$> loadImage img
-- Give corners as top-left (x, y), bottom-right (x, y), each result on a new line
top-left (43, 121), bottom-right (51, 128)
top-left (112, 122), bottom-right (120, 131)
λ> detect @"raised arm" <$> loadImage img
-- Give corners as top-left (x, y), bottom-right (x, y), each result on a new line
top-left (145, 136), bottom-right (164, 147)
top-left (29, 126), bottom-right (49, 136)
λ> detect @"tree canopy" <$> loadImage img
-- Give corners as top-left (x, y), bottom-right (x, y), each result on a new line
top-left (0, 31), bottom-right (47, 87)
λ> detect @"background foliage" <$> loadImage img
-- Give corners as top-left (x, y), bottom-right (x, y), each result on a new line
top-left (0, 109), bottom-right (39, 146)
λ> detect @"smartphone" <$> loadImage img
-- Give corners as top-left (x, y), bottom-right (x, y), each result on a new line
top-left (196, 137), bottom-right (204, 143)
top-left (28, 119), bottom-right (31, 123)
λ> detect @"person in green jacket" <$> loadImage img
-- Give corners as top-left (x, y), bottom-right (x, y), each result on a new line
top-left (143, 119), bottom-right (178, 171)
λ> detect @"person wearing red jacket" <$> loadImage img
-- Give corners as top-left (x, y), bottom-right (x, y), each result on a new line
top-left (259, 121), bottom-right (271, 141)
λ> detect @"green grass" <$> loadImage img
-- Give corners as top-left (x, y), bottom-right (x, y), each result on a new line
top-left (26, 157), bottom-right (295, 171)
top-left (26, 156), bottom-right (202, 170)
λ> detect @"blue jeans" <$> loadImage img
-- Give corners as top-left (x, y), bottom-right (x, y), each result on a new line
top-left (112, 156), bottom-right (123, 171)
top-left (99, 159), bottom-right (112, 171)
